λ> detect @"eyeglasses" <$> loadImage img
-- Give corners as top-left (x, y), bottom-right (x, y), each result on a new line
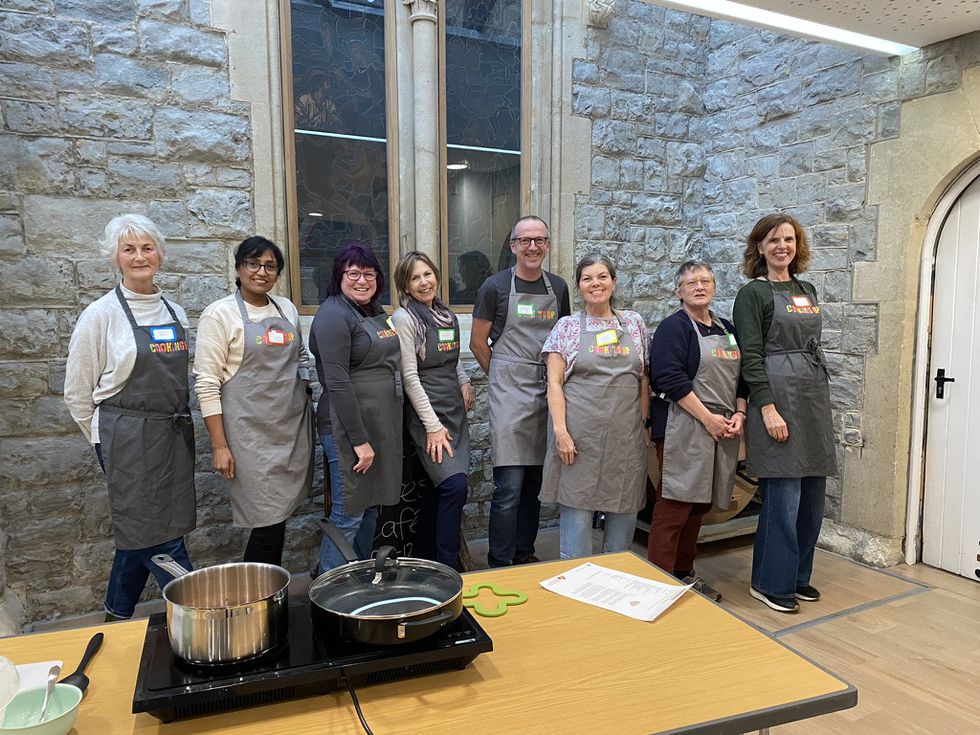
top-left (344, 269), bottom-right (378, 282)
top-left (244, 260), bottom-right (279, 275)
top-left (680, 278), bottom-right (714, 288)
top-left (511, 236), bottom-right (550, 248)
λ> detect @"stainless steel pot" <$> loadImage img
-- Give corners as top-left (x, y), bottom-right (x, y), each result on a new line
top-left (152, 554), bottom-right (290, 665)
top-left (309, 519), bottom-right (463, 645)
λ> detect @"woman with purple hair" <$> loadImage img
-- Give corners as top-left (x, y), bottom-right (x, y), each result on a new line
top-left (310, 242), bottom-right (403, 571)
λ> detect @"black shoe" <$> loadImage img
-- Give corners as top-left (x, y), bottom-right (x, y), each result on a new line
top-left (795, 585), bottom-right (821, 601)
top-left (681, 573), bottom-right (722, 602)
top-left (512, 554), bottom-right (541, 565)
top-left (750, 587), bottom-right (799, 613)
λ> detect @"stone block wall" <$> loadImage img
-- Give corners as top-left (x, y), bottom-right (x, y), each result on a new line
top-left (571, 0), bottom-right (980, 547)
top-left (0, 0), bottom-right (309, 629)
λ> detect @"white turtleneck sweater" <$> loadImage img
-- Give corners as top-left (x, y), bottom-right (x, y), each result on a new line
top-left (64, 284), bottom-right (190, 444)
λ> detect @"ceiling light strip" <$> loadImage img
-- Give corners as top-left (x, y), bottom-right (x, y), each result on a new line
top-left (655, 0), bottom-right (918, 56)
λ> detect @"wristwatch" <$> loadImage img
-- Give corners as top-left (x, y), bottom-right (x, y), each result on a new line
top-left (643, 417), bottom-right (652, 429)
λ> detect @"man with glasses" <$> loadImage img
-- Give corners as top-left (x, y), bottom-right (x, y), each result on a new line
top-left (471, 216), bottom-right (571, 567)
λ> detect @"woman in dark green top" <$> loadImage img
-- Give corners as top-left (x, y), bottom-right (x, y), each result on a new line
top-left (732, 214), bottom-right (837, 614)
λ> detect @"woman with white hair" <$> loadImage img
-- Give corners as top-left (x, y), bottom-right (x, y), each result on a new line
top-left (65, 213), bottom-right (196, 621)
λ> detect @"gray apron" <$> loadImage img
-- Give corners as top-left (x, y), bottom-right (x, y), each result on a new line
top-left (404, 309), bottom-right (471, 485)
top-left (661, 312), bottom-right (741, 506)
top-left (99, 286), bottom-right (196, 550)
top-left (488, 269), bottom-right (560, 466)
top-left (330, 302), bottom-right (404, 515)
top-left (745, 279), bottom-right (837, 478)
top-left (221, 291), bottom-right (313, 527)
top-left (541, 312), bottom-right (646, 513)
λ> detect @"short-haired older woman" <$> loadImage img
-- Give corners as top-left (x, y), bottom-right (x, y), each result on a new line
top-left (648, 260), bottom-right (747, 601)
top-left (541, 254), bottom-right (650, 558)
top-left (310, 242), bottom-right (403, 571)
top-left (194, 236), bottom-right (313, 566)
top-left (733, 214), bottom-right (836, 613)
top-left (65, 214), bottom-right (196, 620)
top-left (391, 252), bottom-right (474, 570)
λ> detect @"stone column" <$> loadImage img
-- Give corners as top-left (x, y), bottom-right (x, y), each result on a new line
top-left (404, 0), bottom-right (439, 260)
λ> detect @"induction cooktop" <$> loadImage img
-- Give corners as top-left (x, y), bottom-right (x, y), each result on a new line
top-left (131, 597), bottom-right (492, 722)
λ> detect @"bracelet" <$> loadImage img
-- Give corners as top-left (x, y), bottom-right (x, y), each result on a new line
top-left (734, 410), bottom-right (746, 416)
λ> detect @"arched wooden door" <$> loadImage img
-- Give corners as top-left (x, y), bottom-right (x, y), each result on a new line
top-left (922, 173), bottom-right (980, 580)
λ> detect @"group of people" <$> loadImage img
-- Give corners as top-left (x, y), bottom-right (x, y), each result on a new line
top-left (64, 210), bottom-right (834, 621)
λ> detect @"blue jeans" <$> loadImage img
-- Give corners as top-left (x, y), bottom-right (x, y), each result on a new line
top-left (414, 472), bottom-right (468, 571)
top-left (105, 537), bottom-right (193, 619)
top-left (318, 434), bottom-right (379, 572)
top-left (752, 476), bottom-right (826, 597)
top-left (559, 505), bottom-right (637, 560)
top-left (96, 444), bottom-right (194, 619)
top-left (488, 465), bottom-right (542, 567)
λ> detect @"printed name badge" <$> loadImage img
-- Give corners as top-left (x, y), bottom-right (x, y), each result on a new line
top-left (791, 295), bottom-right (812, 308)
top-left (595, 329), bottom-right (619, 347)
top-left (727, 333), bottom-right (738, 348)
top-left (516, 303), bottom-right (535, 317)
top-left (267, 329), bottom-right (286, 345)
top-left (438, 328), bottom-right (456, 343)
top-left (150, 326), bottom-right (176, 342)
top-left (386, 316), bottom-right (395, 330)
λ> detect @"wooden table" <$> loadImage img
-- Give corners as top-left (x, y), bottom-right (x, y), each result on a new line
top-left (0, 552), bottom-right (855, 734)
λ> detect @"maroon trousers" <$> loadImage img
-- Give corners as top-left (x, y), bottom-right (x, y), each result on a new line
top-left (647, 439), bottom-right (713, 576)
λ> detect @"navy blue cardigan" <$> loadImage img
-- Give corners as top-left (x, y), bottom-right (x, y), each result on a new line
top-left (647, 309), bottom-right (748, 440)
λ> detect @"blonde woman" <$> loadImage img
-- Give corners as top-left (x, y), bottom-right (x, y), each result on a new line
top-left (391, 252), bottom-right (473, 570)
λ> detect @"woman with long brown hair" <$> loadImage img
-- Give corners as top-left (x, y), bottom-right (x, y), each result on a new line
top-left (733, 214), bottom-right (836, 613)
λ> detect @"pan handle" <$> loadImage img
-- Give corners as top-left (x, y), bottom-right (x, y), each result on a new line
top-left (317, 518), bottom-right (359, 564)
top-left (151, 554), bottom-right (190, 579)
top-left (397, 609), bottom-right (458, 639)
top-left (371, 546), bottom-right (398, 584)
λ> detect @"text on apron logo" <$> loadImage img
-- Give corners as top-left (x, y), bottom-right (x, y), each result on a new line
top-left (785, 304), bottom-right (820, 315)
top-left (589, 343), bottom-right (631, 356)
top-left (515, 302), bottom-right (556, 320)
top-left (377, 327), bottom-right (398, 339)
top-left (149, 339), bottom-right (187, 354)
top-left (437, 340), bottom-right (460, 352)
top-left (256, 328), bottom-right (294, 345)
top-left (710, 347), bottom-right (741, 360)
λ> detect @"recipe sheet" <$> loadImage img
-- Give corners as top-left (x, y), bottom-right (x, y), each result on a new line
top-left (539, 562), bottom-right (691, 621)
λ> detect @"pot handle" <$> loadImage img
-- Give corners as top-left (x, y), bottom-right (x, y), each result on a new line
top-left (317, 518), bottom-right (359, 564)
top-left (151, 554), bottom-right (190, 579)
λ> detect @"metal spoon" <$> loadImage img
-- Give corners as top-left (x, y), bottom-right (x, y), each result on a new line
top-left (59, 632), bottom-right (103, 694)
top-left (37, 663), bottom-right (60, 724)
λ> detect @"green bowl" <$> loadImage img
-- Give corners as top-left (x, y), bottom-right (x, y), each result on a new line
top-left (0, 684), bottom-right (82, 734)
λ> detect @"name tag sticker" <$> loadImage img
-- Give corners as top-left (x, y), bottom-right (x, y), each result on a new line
top-left (150, 326), bottom-right (176, 342)
top-left (386, 317), bottom-right (395, 330)
top-left (267, 329), bottom-right (286, 345)
top-left (438, 328), bottom-right (455, 342)
top-left (516, 303), bottom-right (535, 317)
top-left (791, 295), bottom-right (812, 308)
top-left (727, 333), bottom-right (738, 348)
top-left (595, 329), bottom-right (619, 347)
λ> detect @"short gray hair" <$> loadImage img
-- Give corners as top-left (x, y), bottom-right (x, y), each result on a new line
top-left (99, 214), bottom-right (167, 272)
top-left (673, 260), bottom-right (714, 289)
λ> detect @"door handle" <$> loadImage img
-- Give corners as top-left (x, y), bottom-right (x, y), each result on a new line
top-left (934, 368), bottom-right (956, 399)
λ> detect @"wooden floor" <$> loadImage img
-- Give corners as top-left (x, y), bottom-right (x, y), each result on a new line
top-left (469, 528), bottom-right (980, 734)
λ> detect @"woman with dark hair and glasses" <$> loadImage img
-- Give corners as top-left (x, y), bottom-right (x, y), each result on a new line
top-left (310, 241), bottom-right (403, 571)
top-left (194, 236), bottom-right (314, 566)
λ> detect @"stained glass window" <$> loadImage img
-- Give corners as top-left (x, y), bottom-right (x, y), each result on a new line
top-left (290, 0), bottom-right (390, 306)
